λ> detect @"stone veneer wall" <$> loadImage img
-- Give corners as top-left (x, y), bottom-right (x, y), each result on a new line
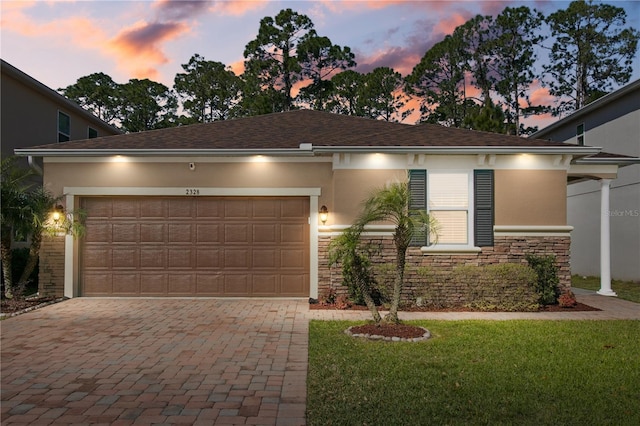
top-left (38, 236), bottom-right (65, 297)
top-left (318, 234), bottom-right (571, 307)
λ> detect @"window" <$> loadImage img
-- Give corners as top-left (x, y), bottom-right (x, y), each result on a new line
top-left (88, 127), bottom-right (98, 139)
top-left (428, 173), bottom-right (469, 244)
top-left (58, 111), bottom-right (70, 142)
top-left (576, 123), bottom-right (584, 146)
top-left (409, 169), bottom-right (494, 248)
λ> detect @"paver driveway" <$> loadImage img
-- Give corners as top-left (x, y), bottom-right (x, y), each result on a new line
top-left (1, 298), bottom-right (308, 425)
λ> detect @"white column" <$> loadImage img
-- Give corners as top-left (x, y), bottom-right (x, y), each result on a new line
top-left (598, 179), bottom-right (616, 296)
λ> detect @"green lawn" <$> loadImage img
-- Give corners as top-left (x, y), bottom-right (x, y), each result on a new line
top-left (308, 320), bottom-right (640, 425)
top-left (573, 275), bottom-right (640, 303)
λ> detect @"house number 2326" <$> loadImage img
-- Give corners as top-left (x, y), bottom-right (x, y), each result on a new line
top-left (185, 189), bottom-right (200, 195)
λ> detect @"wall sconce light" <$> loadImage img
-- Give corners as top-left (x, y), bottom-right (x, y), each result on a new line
top-left (319, 205), bottom-right (328, 225)
top-left (52, 205), bottom-right (64, 223)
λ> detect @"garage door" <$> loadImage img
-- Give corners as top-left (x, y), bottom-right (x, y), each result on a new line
top-left (80, 197), bottom-right (309, 297)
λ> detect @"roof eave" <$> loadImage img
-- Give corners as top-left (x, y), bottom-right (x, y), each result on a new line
top-left (16, 145), bottom-right (602, 157)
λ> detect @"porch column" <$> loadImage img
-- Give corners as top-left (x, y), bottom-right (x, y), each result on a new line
top-left (597, 179), bottom-right (616, 296)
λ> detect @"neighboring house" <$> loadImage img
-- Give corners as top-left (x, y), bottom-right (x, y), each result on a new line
top-left (1, 59), bottom-right (120, 170)
top-left (532, 79), bottom-right (640, 284)
top-left (15, 110), bottom-right (636, 300)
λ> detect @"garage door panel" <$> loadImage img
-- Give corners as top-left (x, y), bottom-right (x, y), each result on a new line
top-left (84, 248), bottom-right (111, 268)
top-left (112, 199), bottom-right (139, 218)
top-left (225, 200), bottom-right (249, 218)
top-left (141, 224), bottom-right (165, 242)
top-left (168, 248), bottom-right (193, 268)
top-left (141, 249), bottom-right (165, 268)
top-left (81, 197), bottom-right (309, 297)
top-left (252, 275), bottom-right (277, 295)
top-left (196, 248), bottom-right (220, 268)
top-left (140, 274), bottom-right (167, 295)
top-left (281, 224), bottom-right (305, 243)
top-left (253, 224), bottom-right (277, 243)
top-left (224, 274), bottom-right (249, 295)
top-left (140, 199), bottom-right (166, 218)
top-left (169, 223), bottom-right (193, 242)
top-left (112, 274), bottom-right (139, 295)
top-left (168, 199), bottom-right (194, 218)
top-left (168, 274), bottom-right (195, 295)
top-left (196, 199), bottom-right (222, 218)
top-left (112, 249), bottom-right (138, 268)
top-left (281, 275), bottom-right (307, 295)
top-left (224, 249), bottom-right (249, 268)
top-left (196, 224), bottom-right (220, 243)
top-left (253, 249), bottom-right (276, 268)
top-left (113, 224), bottom-right (138, 242)
top-left (196, 274), bottom-right (223, 295)
top-left (225, 224), bottom-right (249, 243)
top-left (84, 274), bottom-right (112, 295)
top-left (281, 249), bottom-right (305, 268)
top-left (85, 223), bottom-right (112, 243)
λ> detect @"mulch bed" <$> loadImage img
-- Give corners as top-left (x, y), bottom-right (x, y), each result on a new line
top-left (310, 302), bottom-right (600, 312)
top-left (348, 323), bottom-right (429, 340)
top-left (1, 296), bottom-right (65, 317)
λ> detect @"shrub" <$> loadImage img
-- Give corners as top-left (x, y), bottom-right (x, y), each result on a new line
top-left (457, 263), bottom-right (540, 312)
top-left (415, 266), bottom-right (451, 308)
top-left (319, 287), bottom-right (337, 305)
top-left (558, 290), bottom-right (577, 308)
top-left (526, 254), bottom-right (560, 305)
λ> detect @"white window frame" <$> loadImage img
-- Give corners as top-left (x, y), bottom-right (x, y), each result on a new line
top-left (425, 170), bottom-right (476, 252)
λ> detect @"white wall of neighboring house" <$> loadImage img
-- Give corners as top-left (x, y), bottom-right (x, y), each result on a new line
top-left (534, 81), bottom-right (640, 281)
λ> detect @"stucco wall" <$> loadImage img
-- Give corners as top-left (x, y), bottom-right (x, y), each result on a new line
top-left (495, 170), bottom-right (567, 226)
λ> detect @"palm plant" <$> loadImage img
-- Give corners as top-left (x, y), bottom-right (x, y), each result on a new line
top-left (330, 181), bottom-right (438, 324)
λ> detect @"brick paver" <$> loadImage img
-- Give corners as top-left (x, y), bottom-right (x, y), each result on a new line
top-left (1, 299), bottom-right (308, 425)
top-left (2, 292), bottom-right (638, 425)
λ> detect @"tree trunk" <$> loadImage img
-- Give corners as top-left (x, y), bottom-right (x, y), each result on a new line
top-left (1, 229), bottom-right (14, 299)
top-left (17, 231), bottom-right (42, 295)
top-left (355, 268), bottom-right (381, 323)
top-left (384, 244), bottom-right (407, 324)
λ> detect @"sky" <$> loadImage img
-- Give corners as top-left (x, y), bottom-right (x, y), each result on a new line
top-left (2, 0), bottom-right (639, 129)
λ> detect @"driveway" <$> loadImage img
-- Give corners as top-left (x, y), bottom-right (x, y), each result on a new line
top-left (1, 298), bottom-right (308, 425)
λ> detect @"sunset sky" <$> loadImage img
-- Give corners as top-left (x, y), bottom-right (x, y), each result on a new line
top-left (2, 0), bottom-right (639, 128)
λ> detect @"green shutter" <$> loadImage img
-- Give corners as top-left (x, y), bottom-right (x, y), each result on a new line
top-left (474, 170), bottom-right (494, 247)
top-left (409, 170), bottom-right (428, 246)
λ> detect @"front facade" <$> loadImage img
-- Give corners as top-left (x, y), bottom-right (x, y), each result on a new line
top-left (17, 110), bottom-right (620, 302)
top-left (532, 79), bottom-right (640, 281)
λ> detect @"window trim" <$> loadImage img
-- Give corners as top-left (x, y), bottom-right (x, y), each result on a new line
top-left (88, 127), bottom-right (98, 139)
top-left (426, 171), bottom-right (473, 247)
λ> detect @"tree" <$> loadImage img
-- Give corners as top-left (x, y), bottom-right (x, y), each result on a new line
top-left (326, 70), bottom-right (365, 116)
top-left (59, 73), bottom-right (120, 125)
top-left (406, 33), bottom-right (469, 126)
top-left (360, 67), bottom-right (412, 122)
top-left (174, 54), bottom-right (242, 123)
top-left (243, 8), bottom-right (315, 112)
top-left (492, 6), bottom-right (545, 135)
top-left (296, 35), bottom-right (356, 110)
top-left (119, 79), bottom-right (178, 132)
top-left (544, 0), bottom-right (639, 115)
top-left (331, 181), bottom-right (437, 324)
top-left (0, 158), bottom-right (82, 299)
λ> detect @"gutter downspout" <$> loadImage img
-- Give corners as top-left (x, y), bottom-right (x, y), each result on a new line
top-left (28, 156), bottom-right (43, 175)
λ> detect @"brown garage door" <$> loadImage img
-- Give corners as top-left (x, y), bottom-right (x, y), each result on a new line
top-left (80, 197), bottom-right (309, 297)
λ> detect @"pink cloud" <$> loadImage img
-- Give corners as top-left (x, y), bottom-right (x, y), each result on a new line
top-left (108, 20), bottom-right (190, 79)
top-left (208, 0), bottom-right (270, 16)
top-left (433, 12), bottom-right (470, 36)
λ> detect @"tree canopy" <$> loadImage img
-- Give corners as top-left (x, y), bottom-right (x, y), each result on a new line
top-left (59, 3), bottom-right (638, 135)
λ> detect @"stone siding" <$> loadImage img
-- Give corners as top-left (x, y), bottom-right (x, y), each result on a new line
top-left (318, 234), bottom-right (571, 307)
top-left (38, 236), bottom-right (65, 297)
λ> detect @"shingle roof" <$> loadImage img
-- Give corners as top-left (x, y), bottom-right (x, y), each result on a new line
top-left (17, 109), bottom-right (596, 154)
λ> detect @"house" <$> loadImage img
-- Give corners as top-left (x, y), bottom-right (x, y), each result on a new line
top-left (532, 79), bottom-right (640, 284)
top-left (15, 110), bottom-right (636, 301)
top-left (1, 59), bottom-right (120, 171)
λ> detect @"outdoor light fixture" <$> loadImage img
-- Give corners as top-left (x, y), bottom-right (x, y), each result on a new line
top-left (319, 205), bottom-right (328, 224)
top-left (52, 205), bottom-right (64, 223)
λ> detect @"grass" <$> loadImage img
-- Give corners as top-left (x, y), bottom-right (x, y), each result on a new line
top-left (572, 275), bottom-right (640, 303)
top-left (308, 320), bottom-right (640, 425)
